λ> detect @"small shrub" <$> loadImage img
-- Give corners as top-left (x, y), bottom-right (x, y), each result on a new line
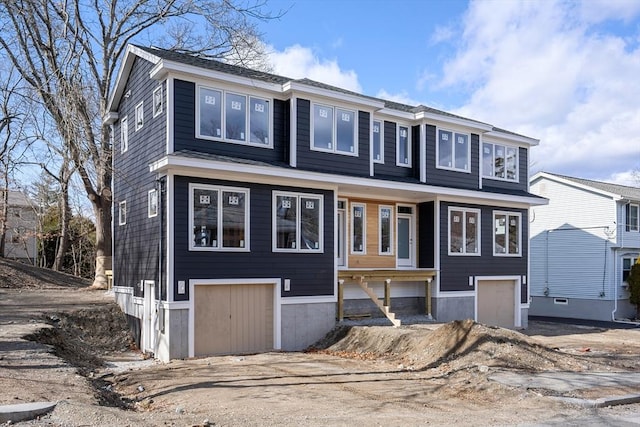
top-left (628, 259), bottom-right (640, 320)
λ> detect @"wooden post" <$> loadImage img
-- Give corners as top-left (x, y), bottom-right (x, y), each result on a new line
top-left (384, 279), bottom-right (391, 307)
top-left (425, 278), bottom-right (432, 318)
top-left (337, 279), bottom-right (344, 321)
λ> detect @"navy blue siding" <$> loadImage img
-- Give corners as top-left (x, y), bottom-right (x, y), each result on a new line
top-left (418, 201), bottom-right (435, 268)
top-left (439, 201), bottom-right (528, 302)
top-left (113, 57), bottom-right (166, 298)
top-left (426, 126), bottom-right (480, 190)
top-left (172, 175), bottom-right (335, 301)
top-left (372, 121), bottom-right (417, 180)
top-left (172, 79), bottom-right (288, 165)
top-left (295, 99), bottom-right (370, 177)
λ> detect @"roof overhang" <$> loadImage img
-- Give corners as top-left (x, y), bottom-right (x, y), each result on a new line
top-left (282, 81), bottom-right (385, 111)
top-left (484, 130), bottom-right (540, 147)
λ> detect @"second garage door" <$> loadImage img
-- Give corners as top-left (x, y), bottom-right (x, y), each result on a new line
top-left (194, 283), bottom-right (274, 357)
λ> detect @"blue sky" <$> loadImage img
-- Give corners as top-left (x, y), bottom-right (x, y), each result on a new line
top-left (259, 0), bottom-right (640, 186)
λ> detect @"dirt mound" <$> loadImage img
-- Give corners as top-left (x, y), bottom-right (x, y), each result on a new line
top-left (0, 257), bottom-right (90, 289)
top-left (313, 319), bottom-right (594, 373)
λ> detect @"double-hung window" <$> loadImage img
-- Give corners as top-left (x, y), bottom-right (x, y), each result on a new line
top-left (312, 103), bottom-right (357, 155)
top-left (120, 116), bottom-right (128, 153)
top-left (483, 142), bottom-right (518, 181)
top-left (273, 191), bottom-right (323, 252)
top-left (379, 205), bottom-right (393, 255)
top-left (190, 184), bottom-right (249, 251)
top-left (438, 129), bottom-right (470, 172)
top-left (351, 203), bottom-right (366, 254)
top-left (493, 211), bottom-right (521, 256)
top-left (396, 125), bottom-right (410, 167)
top-left (135, 102), bottom-right (144, 131)
top-left (197, 86), bottom-right (271, 147)
top-left (372, 120), bottom-right (384, 163)
top-left (448, 207), bottom-right (480, 255)
top-left (623, 257), bottom-right (638, 282)
top-left (626, 203), bottom-right (639, 232)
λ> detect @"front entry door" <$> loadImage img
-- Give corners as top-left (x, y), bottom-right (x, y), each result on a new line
top-left (397, 213), bottom-right (413, 267)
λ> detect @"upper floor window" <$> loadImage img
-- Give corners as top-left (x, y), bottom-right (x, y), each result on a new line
top-left (312, 103), bottom-right (357, 156)
top-left (483, 142), bottom-right (518, 181)
top-left (273, 191), bottom-right (323, 252)
top-left (396, 125), bottom-right (410, 167)
top-left (120, 116), bottom-right (128, 153)
top-left (197, 86), bottom-right (271, 147)
top-left (626, 203), bottom-right (639, 232)
top-left (351, 203), bottom-right (366, 254)
top-left (148, 189), bottom-right (158, 218)
top-left (623, 257), bottom-right (638, 282)
top-left (493, 211), bottom-right (521, 256)
top-left (153, 86), bottom-right (163, 117)
top-left (190, 184), bottom-right (249, 251)
top-left (372, 120), bottom-right (383, 163)
top-left (118, 201), bottom-right (126, 225)
top-left (448, 207), bottom-right (480, 255)
top-left (379, 205), bottom-right (393, 255)
top-left (438, 129), bottom-right (470, 172)
top-left (135, 102), bottom-right (144, 131)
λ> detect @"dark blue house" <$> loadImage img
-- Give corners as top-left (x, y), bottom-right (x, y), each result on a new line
top-left (106, 44), bottom-right (546, 361)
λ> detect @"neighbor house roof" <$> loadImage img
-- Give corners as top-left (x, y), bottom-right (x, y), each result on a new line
top-left (533, 172), bottom-right (640, 201)
top-left (0, 190), bottom-right (34, 208)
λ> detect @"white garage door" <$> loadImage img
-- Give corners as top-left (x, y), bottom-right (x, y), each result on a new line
top-left (477, 279), bottom-right (516, 328)
top-left (194, 283), bottom-right (274, 356)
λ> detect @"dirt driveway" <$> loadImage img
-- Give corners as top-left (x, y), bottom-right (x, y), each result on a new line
top-left (1, 264), bottom-right (640, 426)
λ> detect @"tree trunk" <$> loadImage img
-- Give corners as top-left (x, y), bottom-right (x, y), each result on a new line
top-left (0, 187), bottom-right (8, 258)
top-left (52, 179), bottom-right (71, 271)
top-left (90, 193), bottom-right (112, 289)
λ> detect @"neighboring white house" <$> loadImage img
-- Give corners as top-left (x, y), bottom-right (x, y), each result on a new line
top-left (529, 172), bottom-right (640, 322)
top-left (0, 189), bottom-right (37, 264)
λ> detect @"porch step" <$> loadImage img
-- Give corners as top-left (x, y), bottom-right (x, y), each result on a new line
top-left (355, 278), bottom-right (401, 327)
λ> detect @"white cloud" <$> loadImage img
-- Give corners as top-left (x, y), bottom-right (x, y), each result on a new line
top-left (374, 89), bottom-right (420, 106)
top-left (434, 0), bottom-right (640, 184)
top-left (267, 44), bottom-right (361, 93)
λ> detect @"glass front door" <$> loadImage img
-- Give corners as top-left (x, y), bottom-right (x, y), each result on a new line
top-left (397, 213), bottom-right (413, 267)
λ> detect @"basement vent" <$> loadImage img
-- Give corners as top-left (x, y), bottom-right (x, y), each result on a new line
top-left (553, 298), bottom-right (568, 305)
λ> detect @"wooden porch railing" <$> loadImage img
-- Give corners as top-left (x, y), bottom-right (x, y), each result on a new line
top-left (337, 269), bottom-right (436, 326)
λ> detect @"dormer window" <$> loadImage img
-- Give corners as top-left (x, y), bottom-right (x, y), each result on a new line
top-left (311, 103), bottom-right (357, 156)
top-left (197, 85), bottom-right (271, 147)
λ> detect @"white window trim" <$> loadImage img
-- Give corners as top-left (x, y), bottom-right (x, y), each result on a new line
top-left (153, 86), bottom-right (163, 118)
top-left (118, 201), bottom-right (126, 226)
top-left (493, 211), bottom-right (522, 257)
top-left (628, 203), bottom-right (639, 232)
top-left (372, 119), bottom-right (384, 164)
top-left (396, 124), bottom-right (411, 167)
top-left (120, 116), bottom-right (128, 153)
top-left (135, 101), bottom-right (144, 131)
top-left (482, 141), bottom-right (520, 183)
top-left (188, 183), bottom-right (250, 252)
top-left (195, 84), bottom-right (274, 149)
top-left (379, 205), bottom-right (394, 255)
top-left (148, 189), bottom-right (158, 218)
top-left (272, 190), bottom-right (324, 253)
top-left (310, 102), bottom-right (358, 157)
top-left (436, 127), bottom-right (471, 173)
top-left (623, 256), bottom-right (638, 283)
top-left (351, 202), bottom-right (367, 254)
top-left (447, 207), bottom-right (481, 256)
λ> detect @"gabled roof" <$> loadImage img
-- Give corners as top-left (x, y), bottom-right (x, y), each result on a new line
top-left (532, 172), bottom-right (640, 201)
top-left (107, 44), bottom-right (539, 144)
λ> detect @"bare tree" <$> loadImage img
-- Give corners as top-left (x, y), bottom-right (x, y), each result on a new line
top-left (0, 0), bottom-right (280, 287)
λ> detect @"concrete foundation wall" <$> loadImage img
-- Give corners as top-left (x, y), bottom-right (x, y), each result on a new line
top-left (520, 307), bottom-right (529, 329)
top-left (157, 308), bottom-right (189, 361)
top-left (529, 296), bottom-right (635, 322)
top-left (432, 296), bottom-right (474, 323)
top-left (281, 302), bottom-right (336, 351)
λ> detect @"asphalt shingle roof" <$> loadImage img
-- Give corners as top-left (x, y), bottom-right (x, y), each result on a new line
top-left (544, 172), bottom-right (640, 200)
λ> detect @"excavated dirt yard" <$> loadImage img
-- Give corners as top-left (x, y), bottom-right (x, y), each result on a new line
top-left (1, 257), bottom-right (640, 426)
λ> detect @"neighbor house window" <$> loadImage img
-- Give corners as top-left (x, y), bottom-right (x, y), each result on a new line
top-left (623, 257), bottom-right (638, 282)
top-left (153, 86), bottom-right (163, 117)
top-left (135, 102), bottom-right (144, 131)
top-left (438, 129), bottom-right (470, 172)
top-left (273, 191), bottom-right (323, 252)
top-left (494, 211), bottom-right (521, 256)
top-left (197, 86), bottom-right (271, 147)
top-left (372, 120), bottom-right (383, 163)
top-left (351, 203), bottom-right (366, 254)
top-left (396, 125), bottom-right (410, 167)
top-left (483, 142), bottom-right (518, 181)
top-left (118, 201), bottom-right (126, 225)
top-left (448, 207), bottom-right (480, 255)
top-left (120, 116), bottom-right (128, 153)
top-left (379, 205), bottom-right (393, 255)
top-left (148, 189), bottom-right (158, 218)
top-left (311, 103), bottom-right (357, 155)
top-left (190, 184), bottom-right (249, 251)
top-left (626, 203), bottom-right (639, 232)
